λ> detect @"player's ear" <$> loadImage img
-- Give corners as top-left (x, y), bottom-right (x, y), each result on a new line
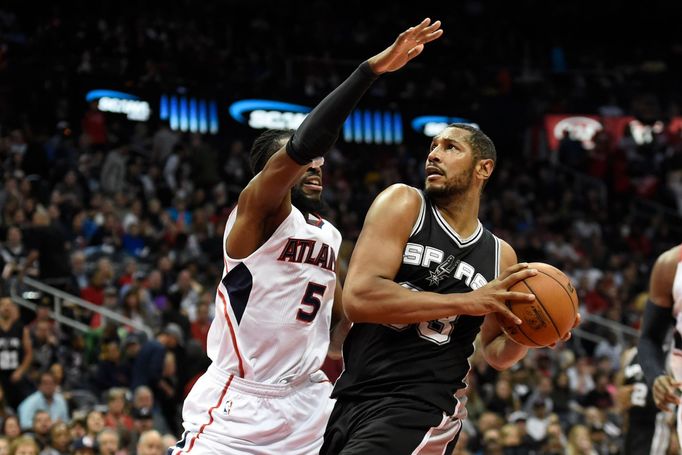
top-left (476, 159), bottom-right (494, 181)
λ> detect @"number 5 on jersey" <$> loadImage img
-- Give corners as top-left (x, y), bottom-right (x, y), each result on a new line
top-left (296, 282), bottom-right (327, 323)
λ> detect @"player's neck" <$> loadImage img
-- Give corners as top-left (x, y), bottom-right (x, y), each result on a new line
top-left (433, 192), bottom-right (480, 238)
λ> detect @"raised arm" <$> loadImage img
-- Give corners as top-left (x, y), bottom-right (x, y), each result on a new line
top-left (228, 19), bottom-right (444, 259)
top-left (342, 184), bottom-right (535, 324)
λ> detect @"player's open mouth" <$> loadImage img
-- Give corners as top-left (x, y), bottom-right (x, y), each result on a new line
top-left (303, 177), bottom-right (323, 191)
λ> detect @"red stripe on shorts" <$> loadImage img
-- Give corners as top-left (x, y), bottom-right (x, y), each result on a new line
top-left (180, 374), bottom-right (234, 454)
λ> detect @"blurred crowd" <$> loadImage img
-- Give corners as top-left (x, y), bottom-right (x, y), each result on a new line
top-left (1, 0), bottom-right (682, 454)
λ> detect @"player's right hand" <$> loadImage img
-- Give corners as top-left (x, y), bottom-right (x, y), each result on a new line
top-left (653, 375), bottom-right (682, 411)
top-left (466, 263), bottom-right (537, 324)
top-left (367, 18), bottom-right (443, 75)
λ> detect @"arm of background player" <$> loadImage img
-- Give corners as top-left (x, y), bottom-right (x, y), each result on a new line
top-left (227, 19), bottom-right (443, 259)
top-left (614, 347), bottom-right (636, 412)
top-left (343, 185), bottom-right (534, 324)
top-left (328, 277), bottom-right (351, 360)
top-left (638, 246), bottom-right (680, 408)
top-left (479, 241), bottom-right (529, 370)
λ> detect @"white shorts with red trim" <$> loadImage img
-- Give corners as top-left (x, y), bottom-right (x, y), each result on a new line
top-left (169, 364), bottom-right (334, 455)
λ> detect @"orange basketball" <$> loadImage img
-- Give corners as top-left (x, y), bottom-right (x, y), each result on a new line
top-left (495, 262), bottom-right (579, 348)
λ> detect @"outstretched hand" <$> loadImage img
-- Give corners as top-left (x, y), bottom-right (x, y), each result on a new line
top-left (367, 18), bottom-right (443, 75)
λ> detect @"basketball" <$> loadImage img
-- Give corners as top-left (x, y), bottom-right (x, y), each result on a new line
top-left (496, 262), bottom-right (579, 348)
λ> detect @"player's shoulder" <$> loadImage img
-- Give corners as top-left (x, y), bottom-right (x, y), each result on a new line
top-left (655, 244), bottom-right (682, 270)
top-left (374, 184), bottom-right (423, 211)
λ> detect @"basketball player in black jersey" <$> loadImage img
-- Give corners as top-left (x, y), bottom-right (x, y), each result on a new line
top-left (617, 346), bottom-right (670, 455)
top-left (321, 124), bottom-right (578, 454)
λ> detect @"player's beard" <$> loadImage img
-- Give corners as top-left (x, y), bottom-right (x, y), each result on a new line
top-left (291, 185), bottom-right (326, 216)
top-left (425, 163), bottom-right (475, 200)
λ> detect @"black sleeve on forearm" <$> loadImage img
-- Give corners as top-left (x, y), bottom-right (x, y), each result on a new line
top-left (286, 61), bottom-right (379, 165)
top-left (638, 299), bottom-right (674, 388)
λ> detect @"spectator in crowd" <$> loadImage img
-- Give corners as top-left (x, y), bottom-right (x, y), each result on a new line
top-left (1, 227), bottom-right (32, 280)
top-left (0, 437), bottom-right (8, 455)
top-left (17, 372), bottom-right (69, 430)
top-left (96, 428), bottom-right (120, 455)
top-left (29, 321), bottom-right (59, 379)
top-left (8, 436), bottom-right (39, 455)
top-left (136, 429), bottom-right (164, 455)
top-left (38, 421), bottom-right (70, 455)
top-left (0, 297), bottom-right (32, 409)
top-left (23, 411), bottom-right (50, 451)
top-left (94, 339), bottom-right (128, 393)
top-left (22, 210), bottom-right (72, 291)
top-left (131, 386), bottom-right (166, 436)
top-left (189, 299), bottom-right (211, 352)
top-left (566, 424), bottom-right (597, 455)
top-left (2, 416), bottom-right (21, 444)
top-left (83, 410), bottom-right (104, 445)
top-left (103, 388), bottom-right (133, 434)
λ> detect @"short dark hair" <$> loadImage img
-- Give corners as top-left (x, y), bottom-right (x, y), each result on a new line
top-left (448, 123), bottom-right (496, 162)
top-left (249, 129), bottom-right (294, 175)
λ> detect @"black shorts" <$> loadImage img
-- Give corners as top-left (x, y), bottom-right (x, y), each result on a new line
top-left (321, 396), bottom-right (461, 455)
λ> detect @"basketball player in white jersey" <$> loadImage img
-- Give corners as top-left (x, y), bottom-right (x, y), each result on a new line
top-left (169, 19), bottom-right (444, 455)
top-left (639, 243), bottom-right (682, 448)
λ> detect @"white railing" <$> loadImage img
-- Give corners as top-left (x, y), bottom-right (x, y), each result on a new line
top-left (10, 277), bottom-right (153, 339)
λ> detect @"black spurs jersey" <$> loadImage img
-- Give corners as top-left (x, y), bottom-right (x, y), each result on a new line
top-left (622, 349), bottom-right (658, 424)
top-left (622, 348), bottom-right (661, 455)
top-left (0, 320), bottom-right (24, 374)
top-left (333, 187), bottom-right (501, 414)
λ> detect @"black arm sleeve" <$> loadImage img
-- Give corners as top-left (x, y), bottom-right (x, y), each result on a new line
top-left (638, 299), bottom-right (673, 388)
top-left (286, 61), bottom-right (379, 165)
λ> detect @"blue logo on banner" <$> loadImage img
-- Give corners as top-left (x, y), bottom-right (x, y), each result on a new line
top-left (85, 90), bottom-right (140, 102)
top-left (228, 98), bottom-right (403, 145)
top-left (228, 100), bottom-right (311, 123)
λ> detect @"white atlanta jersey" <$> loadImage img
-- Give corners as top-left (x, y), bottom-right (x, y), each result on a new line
top-left (666, 244), bottom-right (682, 449)
top-left (207, 204), bottom-right (341, 383)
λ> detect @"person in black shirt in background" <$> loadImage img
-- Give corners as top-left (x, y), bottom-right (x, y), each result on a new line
top-left (0, 294), bottom-right (32, 410)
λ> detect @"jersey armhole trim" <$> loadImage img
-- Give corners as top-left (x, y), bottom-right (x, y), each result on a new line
top-left (494, 235), bottom-right (501, 278)
top-left (409, 188), bottom-right (427, 237)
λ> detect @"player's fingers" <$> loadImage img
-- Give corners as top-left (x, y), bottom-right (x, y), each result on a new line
top-left (560, 331), bottom-right (572, 342)
top-left (420, 29), bottom-right (444, 44)
top-left (418, 20), bottom-right (441, 35)
top-left (662, 391), bottom-right (682, 406)
top-left (501, 268), bottom-right (537, 288)
top-left (498, 262), bottom-right (530, 280)
top-left (406, 44), bottom-right (424, 60)
top-left (504, 291), bottom-right (535, 302)
top-left (417, 17), bottom-right (432, 29)
top-left (494, 304), bottom-right (522, 325)
top-left (573, 313), bottom-right (582, 328)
